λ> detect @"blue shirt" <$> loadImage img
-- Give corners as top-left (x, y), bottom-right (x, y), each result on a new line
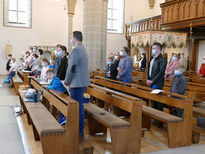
top-left (49, 64), bottom-right (55, 70)
top-left (47, 76), bottom-right (67, 93)
top-left (118, 54), bottom-right (133, 81)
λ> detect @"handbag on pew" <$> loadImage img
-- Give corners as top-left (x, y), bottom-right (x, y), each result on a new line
top-left (24, 89), bottom-right (42, 102)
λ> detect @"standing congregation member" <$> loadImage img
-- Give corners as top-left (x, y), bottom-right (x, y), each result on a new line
top-left (64, 31), bottom-right (90, 136)
top-left (116, 47), bottom-right (133, 83)
top-left (6, 54), bottom-right (12, 72)
top-left (139, 53), bottom-right (147, 70)
top-left (170, 65), bottom-right (187, 118)
top-left (54, 44), bottom-right (62, 75)
top-left (165, 54), bottom-right (180, 80)
top-left (109, 53), bottom-right (121, 80)
top-left (40, 58), bottom-right (50, 80)
top-left (146, 43), bottom-right (167, 111)
top-left (179, 52), bottom-right (188, 71)
top-left (56, 46), bottom-right (68, 80)
top-left (104, 57), bottom-right (113, 78)
top-left (49, 54), bottom-right (56, 70)
top-left (199, 57), bottom-right (205, 77)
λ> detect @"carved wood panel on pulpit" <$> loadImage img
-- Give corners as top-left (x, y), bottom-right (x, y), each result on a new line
top-left (161, 0), bottom-right (205, 29)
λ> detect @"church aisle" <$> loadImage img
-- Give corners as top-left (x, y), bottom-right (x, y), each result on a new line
top-left (0, 84), bottom-right (26, 154)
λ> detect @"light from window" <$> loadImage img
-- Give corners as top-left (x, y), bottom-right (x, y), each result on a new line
top-left (4, 0), bottom-right (32, 28)
top-left (107, 0), bottom-right (124, 34)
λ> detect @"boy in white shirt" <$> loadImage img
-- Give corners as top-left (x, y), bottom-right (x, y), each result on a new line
top-left (3, 58), bottom-right (17, 85)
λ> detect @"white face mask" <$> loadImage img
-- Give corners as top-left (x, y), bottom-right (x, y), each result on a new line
top-left (119, 51), bottom-right (124, 56)
top-left (203, 60), bottom-right (205, 64)
top-left (114, 56), bottom-right (118, 60)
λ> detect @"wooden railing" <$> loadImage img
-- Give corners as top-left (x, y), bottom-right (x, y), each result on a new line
top-left (161, 0), bottom-right (205, 30)
top-left (125, 15), bottom-right (161, 37)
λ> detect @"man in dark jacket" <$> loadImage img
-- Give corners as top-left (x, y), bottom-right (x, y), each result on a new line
top-left (146, 43), bottom-right (167, 111)
top-left (6, 54), bottom-right (12, 72)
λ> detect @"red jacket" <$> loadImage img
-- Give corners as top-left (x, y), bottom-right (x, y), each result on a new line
top-left (199, 64), bottom-right (205, 77)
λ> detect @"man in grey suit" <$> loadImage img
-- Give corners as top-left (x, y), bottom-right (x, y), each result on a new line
top-left (64, 31), bottom-right (90, 136)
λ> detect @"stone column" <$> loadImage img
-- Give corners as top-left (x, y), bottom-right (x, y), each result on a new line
top-left (67, 0), bottom-right (77, 51)
top-left (83, 0), bottom-right (108, 70)
top-left (68, 12), bottom-right (74, 51)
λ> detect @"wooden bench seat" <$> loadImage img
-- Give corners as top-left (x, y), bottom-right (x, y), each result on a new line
top-left (85, 85), bottom-right (143, 154)
top-left (143, 105), bottom-right (183, 123)
top-left (28, 107), bottom-right (65, 135)
top-left (12, 76), bottom-right (23, 95)
top-left (84, 103), bottom-right (130, 127)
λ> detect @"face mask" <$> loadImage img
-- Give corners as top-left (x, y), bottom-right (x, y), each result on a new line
top-left (174, 70), bottom-right (182, 76)
top-left (10, 61), bottom-right (14, 64)
top-left (152, 50), bottom-right (157, 56)
top-left (8, 57), bottom-right (11, 60)
top-left (119, 51), bottom-right (124, 56)
top-left (108, 61), bottom-right (112, 65)
top-left (203, 60), bottom-right (205, 64)
top-left (58, 51), bottom-right (63, 57)
top-left (26, 54), bottom-right (29, 57)
top-left (114, 56), bottom-right (118, 60)
top-left (42, 63), bottom-right (46, 67)
top-left (70, 40), bottom-right (74, 47)
top-left (20, 60), bottom-right (24, 63)
top-left (33, 49), bottom-right (37, 53)
top-left (172, 56), bottom-right (177, 61)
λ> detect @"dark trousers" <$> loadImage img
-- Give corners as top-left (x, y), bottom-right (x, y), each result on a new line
top-left (151, 82), bottom-right (164, 111)
top-left (70, 87), bottom-right (86, 136)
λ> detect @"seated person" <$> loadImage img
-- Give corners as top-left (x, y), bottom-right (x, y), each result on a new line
top-left (46, 69), bottom-right (68, 125)
top-left (199, 57), bottom-right (205, 77)
top-left (6, 54), bottom-right (12, 72)
top-left (170, 64), bottom-right (187, 118)
top-left (40, 58), bottom-right (50, 80)
top-left (49, 54), bottom-right (56, 70)
top-left (165, 54), bottom-right (180, 80)
top-left (3, 58), bottom-right (17, 86)
top-left (104, 57), bottom-right (113, 78)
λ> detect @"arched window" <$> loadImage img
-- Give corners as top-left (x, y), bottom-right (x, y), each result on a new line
top-left (107, 0), bottom-right (124, 34)
top-left (4, 0), bottom-right (32, 28)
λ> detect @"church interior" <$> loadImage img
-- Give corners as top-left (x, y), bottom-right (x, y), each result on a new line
top-left (0, 0), bottom-right (205, 154)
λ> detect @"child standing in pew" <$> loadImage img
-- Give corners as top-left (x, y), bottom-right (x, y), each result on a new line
top-left (170, 64), bottom-right (187, 118)
top-left (2, 58), bottom-right (17, 86)
top-left (40, 58), bottom-right (50, 80)
top-left (46, 69), bottom-right (68, 125)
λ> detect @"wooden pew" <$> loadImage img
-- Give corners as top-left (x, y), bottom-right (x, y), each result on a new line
top-left (93, 76), bottom-right (193, 148)
top-left (17, 70), bottom-right (30, 85)
top-left (19, 78), bottom-right (94, 154)
top-left (18, 89), bottom-right (79, 154)
top-left (85, 84), bottom-right (142, 154)
top-left (11, 76), bottom-right (23, 95)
